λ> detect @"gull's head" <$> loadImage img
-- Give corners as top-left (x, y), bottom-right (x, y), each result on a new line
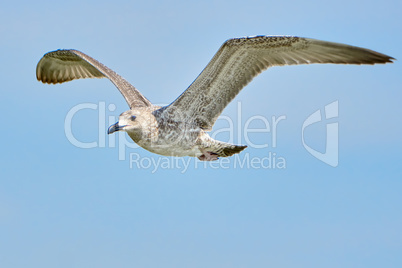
top-left (107, 110), bottom-right (141, 135)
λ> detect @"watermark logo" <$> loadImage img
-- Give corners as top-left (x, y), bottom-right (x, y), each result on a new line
top-left (62, 100), bottom-right (339, 170)
top-left (302, 101), bottom-right (339, 167)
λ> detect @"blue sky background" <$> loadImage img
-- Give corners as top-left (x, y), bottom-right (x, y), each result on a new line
top-left (1, 0), bottom-right (401, 267)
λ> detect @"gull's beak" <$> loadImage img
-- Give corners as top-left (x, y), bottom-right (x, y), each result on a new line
top-left (108, 122), bottom-right (123, 134)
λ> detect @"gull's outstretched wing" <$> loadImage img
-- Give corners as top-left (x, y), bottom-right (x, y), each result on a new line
top-left (36, 49), bottom-right (152, 108)
top-left (159, 36), bottom-right (394, 130)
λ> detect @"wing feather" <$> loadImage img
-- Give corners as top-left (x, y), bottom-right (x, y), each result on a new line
top-left (36, 49), bottom-right (152, 108)
top-left (159, 36), bottom-right (394, 130)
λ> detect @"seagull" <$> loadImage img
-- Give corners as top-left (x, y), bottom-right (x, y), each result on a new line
top-left (36, 35), bottom-right (394, 161)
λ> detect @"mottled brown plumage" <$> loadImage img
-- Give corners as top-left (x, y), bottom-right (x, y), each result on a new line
top-left (36, 36), bottom-right (394, 161)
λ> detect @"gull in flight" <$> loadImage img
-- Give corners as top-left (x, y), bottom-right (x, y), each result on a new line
top-left (37, 36), bottom-right (394, 161)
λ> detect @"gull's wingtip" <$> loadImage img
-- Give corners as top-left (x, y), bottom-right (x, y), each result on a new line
top-left (377, 55), bottom-right (395, 64)
top-left (388, 56), bottom-right (396, 63)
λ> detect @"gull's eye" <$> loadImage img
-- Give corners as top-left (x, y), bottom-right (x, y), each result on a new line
top-left (131, 115), bottom-right (136, 121)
